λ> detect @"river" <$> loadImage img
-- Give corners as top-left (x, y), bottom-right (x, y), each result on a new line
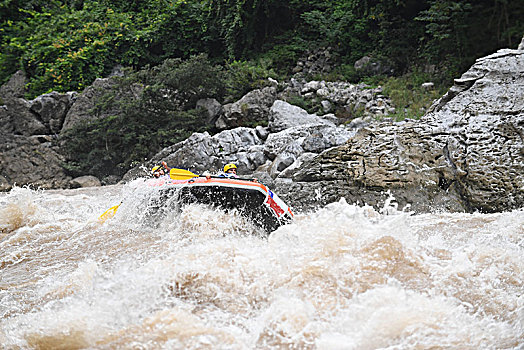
top-left (1, 183), bottom-right (523, 349)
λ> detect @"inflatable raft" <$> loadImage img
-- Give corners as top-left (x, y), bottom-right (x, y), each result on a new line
top-left (146, 176), bottom-right (294, 233)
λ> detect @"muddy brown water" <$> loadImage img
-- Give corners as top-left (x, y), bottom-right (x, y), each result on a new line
top-left (1, 182), bottom-right (523, 349)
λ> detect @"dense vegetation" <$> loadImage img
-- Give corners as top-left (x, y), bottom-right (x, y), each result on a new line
top-left (1, 0), bottom-right (523, 180)
top-left (2, 0), bottom-right (523, 97)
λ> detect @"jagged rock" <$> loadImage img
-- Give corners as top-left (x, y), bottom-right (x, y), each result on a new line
top-left (265, 122), bottom-right (354, 160)
top-left (285, 48), bottom-right (524, 213)
top-left (292, 48), bottom-right (336, 79)
top-left (281, 80), bottom-right (395, 120)
top-left (278, 152), bottom-right (317, 179)
top-left (354, 55), bottom-right (394, 75)
top-left (0, 175), bottom-right (10, 191)
top-left (255, 125), bottom-right (269, 141)
top-left (0, 106), bottom-right (12, 134)
top-left (269, 152), bottom-right (296, 178)
top-left (1, 98), bottom-right (47, 136)
top-left (101, 175), bottom-right (120, 186)
top-left (0, 133), bottom-right (71, 190)
top-left (196, 98), bottom-right (223, 125)
top-left (354, 56), bottom-right (372, 70)
top-left (268, 100), bottom-right (334, 132)
top-left (215, 86), bottom-right (277, 129)
top-left (30, 91), bottom-right (76, 134)
top-left (321, 100), bottom-right (332, 113)
top-left (123, 127), bottom-right (267, 180)
top-left (61, 77), bottom-right (141, 133)
top-left (0, 70), bottom-right (26, 99)
top-left (347, 117), bottom-right (369, 129)
top-left (70, 175), bottom-right (101, 188)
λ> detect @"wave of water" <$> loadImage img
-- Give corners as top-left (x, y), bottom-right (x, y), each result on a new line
top-left (1, 184), bottom-right (523, 349)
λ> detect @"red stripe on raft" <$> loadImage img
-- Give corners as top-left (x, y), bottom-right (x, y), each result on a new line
top-left (266, 196), bottom-right (284, 216)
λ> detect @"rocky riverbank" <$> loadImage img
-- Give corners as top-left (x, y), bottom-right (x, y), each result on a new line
top-left (1, 42), bottom-right (523, 213)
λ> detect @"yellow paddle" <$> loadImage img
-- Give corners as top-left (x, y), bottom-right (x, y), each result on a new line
top-left (169, 168), bottom-right (254, 181)
top-left (169, 168), bottom-right (199, 180)
top-left (98, 203), bottom-right (121, 223)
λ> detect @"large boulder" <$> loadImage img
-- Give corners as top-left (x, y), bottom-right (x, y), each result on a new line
top-left (262, 101), bottom-right (355, 178)
top-left (216, 86), bottom-right (277, 129)
top-left (30, 91), bottom-right (76, 134)
top-left (283, 48), bottom-right (524, 213)
top-left (60, 77), bottom-right (139, 133)
top-left (264, 123), bottom-right (354, 160)
top-left (0, 70), bottom-right (26, 99)
top-left (195, 98), bottom-right (223, 125)
top-left (70, 175), bottom-right (101, 188)
top-left (354, 55), bottom-right (394, 76)
top-left (268, 100), bottom-right (334, 132)
top-left (0, 133), bottom-right (71, 190)
top-left (0, 98), bottom-right (47, 136)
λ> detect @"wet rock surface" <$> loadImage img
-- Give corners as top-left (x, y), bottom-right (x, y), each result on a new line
top-left (0, 133), bottom-right (71, 191)
top-left (279, 48), bottom-right (524, 212)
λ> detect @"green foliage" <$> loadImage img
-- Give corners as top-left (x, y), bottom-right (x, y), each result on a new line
top-left (258, 41), bottom-right (307, 77)
top-left (1, 2), bottom-right (148, 96)
top-left (147, 54), bottom-right (227, 108)
top-left (223, 59), bottom-right (277, 102)
top-left (205, 0), bottom-right (293, 59)
top-left (0, 0), bottom-right (208, 97)
top-left (2, 0), bottom-right (523, 96)
top-left (379, 72), bottom-right (447, 120)
top-left (416, 0), bottom-right (524, 74)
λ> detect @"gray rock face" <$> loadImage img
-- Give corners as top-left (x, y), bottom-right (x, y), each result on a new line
top-left (31, 91), bottom-right (76, 134)
top-left (0, 133), bottom-right (71, 190)
top-left (282, 79), bottom-right (395, 120)
top-left (292, 48), bottom-right (335, 78)
top-left (285, 48), bottom-right (524, 213)
top-left (195, 98), bottom-right (223, 125)
top-left (264, 122), bottom-right (353, 160)
top-left (124, 99), bottom-right (357, 181)
top-left (61, 77), bottom-right (131, 133)
top-left (125, 100), bottom-right (356, 182)
top-left (1, 91), bottom-right (76, 136)
top-left (0, 70), bottom-right (26, 99)
top-left (268, 100), bottom-right (334, 132)
top-left (123, 127), bottom-right (266, 180)
top-left (1, 98), bottom-right (47, 136)
top-left (70, 175), bottom-right (101, 188)
top-left (216, 86), bottom-right (277, 129)
top-left (354, 55), bottom-right (394, 75)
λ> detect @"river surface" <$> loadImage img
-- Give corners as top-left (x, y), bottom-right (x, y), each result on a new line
top-left (1, 182), bottom-right (523, 349)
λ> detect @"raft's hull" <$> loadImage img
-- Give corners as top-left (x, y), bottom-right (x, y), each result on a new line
top-left (147, 177), bottom-right (293, 233)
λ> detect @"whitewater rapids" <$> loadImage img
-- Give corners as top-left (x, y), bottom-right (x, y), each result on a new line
top-left (1, 183), bottom-right (523, 349)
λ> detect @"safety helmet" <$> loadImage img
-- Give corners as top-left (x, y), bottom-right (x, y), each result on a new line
top-left (151, 165), bottom-right (161, 173)
top-left (223, 163), bottom-right (237, 173)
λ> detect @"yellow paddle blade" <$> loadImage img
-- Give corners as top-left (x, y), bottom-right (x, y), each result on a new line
top-left (169, 168), bottom-right (199, 180)
top-left (98, 204), bottom-right (120, 223)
